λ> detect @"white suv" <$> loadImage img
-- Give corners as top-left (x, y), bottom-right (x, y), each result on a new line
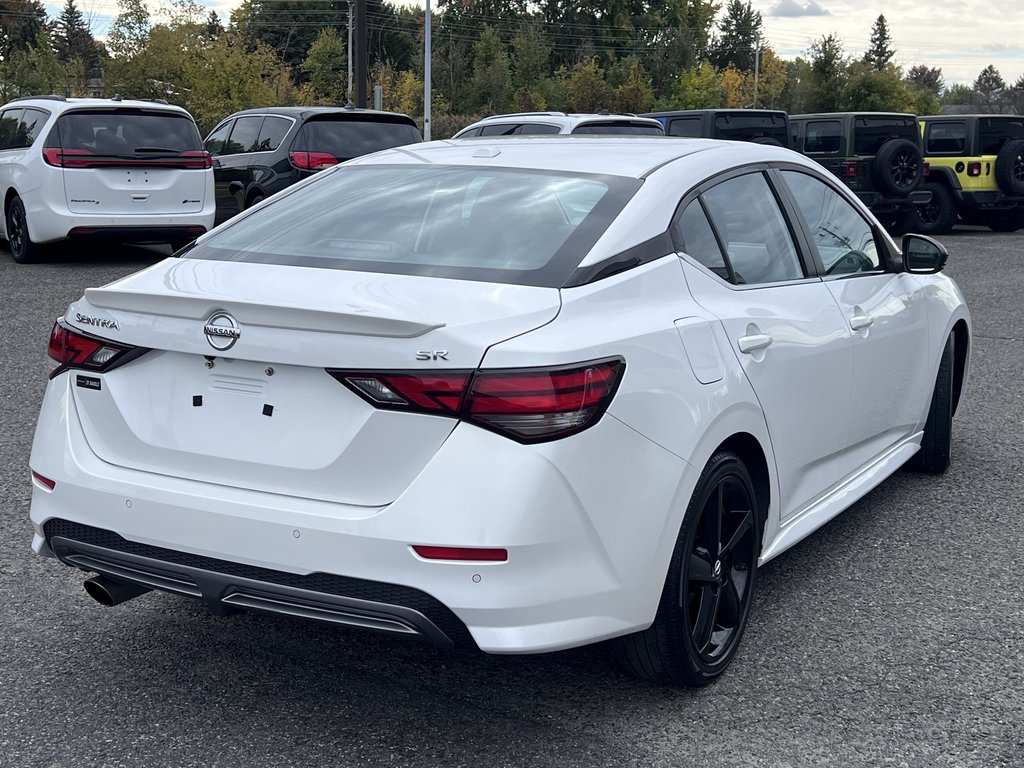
top-left (0, 96), bottom-right (215, 263)
top-left (452, 111), bottom-right (664, 138)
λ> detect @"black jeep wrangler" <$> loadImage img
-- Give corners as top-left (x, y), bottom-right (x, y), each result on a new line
top-left (642, 109), bottom-right (791, 147)
top-left (917, 115), bottom-right (1024, 234)
top-left (791, 112), bottom-right (929, 233)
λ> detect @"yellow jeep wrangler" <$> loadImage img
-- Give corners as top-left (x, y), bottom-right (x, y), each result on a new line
top-left (916, 115), bottom-right (1024, 234)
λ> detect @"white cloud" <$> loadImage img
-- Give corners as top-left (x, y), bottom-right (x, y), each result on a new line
top-left (768, 0), bottom-right (829, 18)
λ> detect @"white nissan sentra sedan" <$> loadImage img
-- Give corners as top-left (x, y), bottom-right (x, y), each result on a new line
top-left (29, 137), bottom-right (970, 686)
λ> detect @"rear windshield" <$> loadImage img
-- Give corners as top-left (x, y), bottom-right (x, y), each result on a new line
top-left (186, 165), bottom-right (641, 287)
top-left (979, 117), bottom-right (1024, 154)
top-left (713, 114), bottom-right (789, 145)
top-left (853, 116), bottom-right (918, 155)
top-left (571, 121), bottom-right (663, 135)
top-left (49, 109), bottom-right (201, 155)
top-left (293, 118), bottom-right (421, 161)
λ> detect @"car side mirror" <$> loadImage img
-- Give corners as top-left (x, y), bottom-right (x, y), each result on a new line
top-left (902, 234), bottom-right (948, 274)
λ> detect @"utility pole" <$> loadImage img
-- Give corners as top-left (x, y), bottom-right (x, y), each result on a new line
top-left (354, 0), bottom-right (367, 107)
top-left (753, 34), bottom-right (762, 109)
top-left (347, 2), bottom-right (353, 100)
top-left (424, 0), bottom-right (431, 140)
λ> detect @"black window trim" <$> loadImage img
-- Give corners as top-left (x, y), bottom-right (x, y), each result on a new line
top-left (923, 120), bottom-right (968, 157)
top-left (224, 115), bottom-right (266, 155)
top-left (0, 108), bottom-right (25, 152)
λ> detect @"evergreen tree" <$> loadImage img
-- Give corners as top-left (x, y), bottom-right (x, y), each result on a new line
top-left (107, 0), bottom-right (150, 60)
top-left (205, 11), bottom-right (223, 39)
top-left (906, 64), bottom-right (942, 95)
top-left (53, 0), bottom-right (99, 75)
top-left (808, 34), bottom-right (847, 112)
top-left (469, 25), bottom-right (511, 113)
top-left (864, 15), bottom-right (894, 71)
top-left (709, 0), bottom-right (762, 72)
top-left (300, 27), bottom-right (347, 104)
top-left (0, 0), bottom-right (49, 63)
top-left (973, 64), bottom-right (1006, 111)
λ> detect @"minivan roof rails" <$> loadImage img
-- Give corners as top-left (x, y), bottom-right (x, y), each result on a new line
top-left (10, 95), bottom-right (67, 103)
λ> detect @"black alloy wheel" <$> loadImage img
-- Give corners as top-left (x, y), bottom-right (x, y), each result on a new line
top-left (914, 183), bottom-right (957, 236)
top-left (614, 451), bottom-right (761, 686)
top-left (888, 145), bottom-right (920, 190)
top-left (682, 464), bottom-right (757, 666)
top-left (6, 196), bottom-right (39, 264)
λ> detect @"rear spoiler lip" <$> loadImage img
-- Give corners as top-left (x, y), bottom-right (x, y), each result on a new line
top-left (83, 287), bottom-right (445, 338)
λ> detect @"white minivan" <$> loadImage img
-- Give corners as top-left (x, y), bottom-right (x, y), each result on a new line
top-left (0, 96), bottom-right (216, 263)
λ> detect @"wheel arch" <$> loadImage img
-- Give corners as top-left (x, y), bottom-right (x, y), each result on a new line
top-left (2, 187), bottom-right (19, 238)
top-left (951, 318), bottom-right (969, 416)
top-left (714, 432), bottom-right (771, 542)
top-left (925, 165), bottom-right (961, 191)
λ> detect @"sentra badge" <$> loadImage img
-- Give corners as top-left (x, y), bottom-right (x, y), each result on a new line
top-left (75, 312), bottom-right (120, 331)
top-left (204, 312), bottom-right (240, 351)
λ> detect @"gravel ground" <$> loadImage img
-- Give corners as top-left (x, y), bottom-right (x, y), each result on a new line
top-left (1, 233), bottom-right (1022, 768)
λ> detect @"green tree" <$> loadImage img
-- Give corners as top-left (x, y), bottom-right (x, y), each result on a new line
top-left (807, 34), bottom-right (848, 112)
top-left (107, 0), bottom-right (150, 60)
top-left (906, 64), bottom-right (943, 95)
top-left (940, 82), bottom-right (975, 107)
top-left (2, 28), bottom-right (67, 99)
top-left (564, 58), bottom-right (614, 113)
top-left (709, 0), bottom-right (762, 72)
top-left (643, 0), bottom-right (719, 102)
top-left (205, 11), bottom-right (223, 39)
top-left (863, 14), bottom-right (894, 71)
top-left (469, 25), bottom-right (511, 112)
top-left (511, 21), bottom-right (550, 99)
top-left (53, 0), bottom-right (98, 74)
top-left (300, 27), bottom-right (347, 104)
top-left (614, 56), bottom-right (654, 113)
top-left (666, 61), bottom-right (723, 109)
top-left (0, 0), bottom-right (49, 64)
top-left (974, 64), bottom-right (1006, 111)
top-left (843, 61), bottom-right (912, 111)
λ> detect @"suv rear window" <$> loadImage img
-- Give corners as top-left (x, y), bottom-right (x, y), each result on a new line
top-left (803, 120), bottom-right (841, 153)
top-left (713, 114), bottom-right (789, 144)
top-left (925, 122), bottom-right (967, 154)
top-left (293, 118), bottom-right (420, 161)
top-left (853, 116), bottom-right (918, 156)
top-left (979, 117), bottom-right (1024, 154)
top-left (186, 166), bottom-right (640, 287)
top-left (667, 118), bottom-right (702, 137)
top-left (571, 122), bottom-right (663, 135)
top-left (49, 109), bottom-right (201, 156)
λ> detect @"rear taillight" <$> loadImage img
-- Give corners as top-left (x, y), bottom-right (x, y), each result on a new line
top-left (840, 161), bottom-right (858, 178)
top-left (967, 161), bottom-right (982, 177)
top-left (289, 151), bottom-right (339, 171)
top-left (47, 320), bottom-right (142, 379)
top-left (329, 358), bottom-right (625, 443)
top-left (922, 162), bottom-right (930, 176)
top-left (179, 150), bottom-right (213, 169)
top-left (43, 148), bottom-right (93, 167)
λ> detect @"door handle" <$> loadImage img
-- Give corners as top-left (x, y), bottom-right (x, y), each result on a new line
top-left (738, 333), bottom-right (773, 354)
top-left (850, 314), bottom-right (874, 331)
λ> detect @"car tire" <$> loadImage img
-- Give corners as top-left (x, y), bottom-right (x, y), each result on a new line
top-left (247, 193), bottom-right (265, 209)
top-left (872, 139), bottom-right (923, 197)
top-left (614, 450), bottom-right (761, 687)
top-left (994, 139), bottom-right (1024, 197)
top-left (908, 334), bottom-right (954, 474)
top-left (6, 196), bottom-right (42, 264)
top-left (985, 208), bottom-right (1024, 232)
top-left (885, 207), bottom-right (917, 236)
top-left (915, 183), bottom-right (957, 235)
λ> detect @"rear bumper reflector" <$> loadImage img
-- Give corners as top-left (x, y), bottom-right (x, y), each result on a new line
top-left (413, 545), bottom-right (508, 562)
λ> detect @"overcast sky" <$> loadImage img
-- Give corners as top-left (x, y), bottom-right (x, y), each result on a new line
top-left (59, 0), bottom-right (1024, 89)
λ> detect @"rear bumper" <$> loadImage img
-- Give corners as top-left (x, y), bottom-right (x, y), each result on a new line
top-left (953, 190), bottom-right (1024, 209)
top-left (66, 225), bottom-right (208, 244)
top-left (22, 189), bottom-right (216, 244)
top-left (29, 374), bottom-right (693, 654)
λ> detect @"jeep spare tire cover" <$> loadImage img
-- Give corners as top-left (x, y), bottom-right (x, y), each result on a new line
top-left (752, 136), bottom-right (784, 147)
top-left (994, 139), bottom-right (1024, 196)
top-left (872, 138), bottom-right (923, 196)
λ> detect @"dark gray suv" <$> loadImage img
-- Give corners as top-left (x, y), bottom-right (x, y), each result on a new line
top-left (204, 106), bottom-right (420, 224)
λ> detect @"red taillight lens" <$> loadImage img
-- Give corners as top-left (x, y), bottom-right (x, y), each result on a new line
top-left (47, 320), bottom-right (140, 379)
top-left (329, 358), bottom-right (625, 443)
top-left (412, 546), bottom-right (508, 562)
top-left (289, 151), bottom-right (339, 170)
top-left (43, 148), bottom-right (93, 167)
top-left (179, 150), bottom-right (213, 169)
top-left (967, 161), bottom-right (982, 176)
top-left (922, 162), bottom-right (930, 177)
top-left (840, 161), bottom-right (858, 178)
top-left (31, 470), bottom-right (56, 490)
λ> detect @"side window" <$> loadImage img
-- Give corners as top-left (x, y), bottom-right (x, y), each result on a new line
top-left (0, 109), bottom-right (22, 149)
top-left (925, 122), bottom-right (966, 154)
top-left (224, 116), bottom-right (263, 155)
top-left (457, 127), bottom-right (482, 138)
top-left (14, 108), bottom-right (47, 148)
top-left (253, 116), bottom-right (291, 152)
top-left (479, 123), bottom-right (520, 136)
top-left (701, 172), bottom-right (804, 285)
top-left (803, 120), bottom-right (841, 153)
top-left (673, 200), bottom-right (731, 281)
top-left (782, 170), bottom-right (881, 275)
top-left (205, 121), bottom-right (232, 156)
top-left (668, 118), bottom-right (703, 137)
top-left (518, 123), bottom-right (560, 135)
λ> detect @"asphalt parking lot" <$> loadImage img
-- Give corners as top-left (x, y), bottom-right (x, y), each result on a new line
top-left (1, 231), bottom-right (1022, 768)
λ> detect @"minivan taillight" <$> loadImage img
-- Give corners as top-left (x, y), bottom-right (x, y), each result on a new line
top-left (43, 148), bottom-right (93, 167)
top-left (289, 151), bottom-right (339, 170)
top-left (329, 358), bottom-right (625, 443)
top-left (179, 150), bottom-right (213, 169)
top-left (47, 320), bottom-right (143, 379)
